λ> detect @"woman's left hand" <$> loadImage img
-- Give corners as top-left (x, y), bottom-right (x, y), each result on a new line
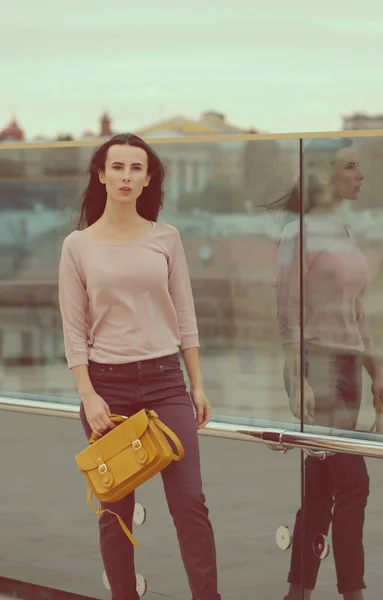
top-left (190, 388), bottom-right (211, 430)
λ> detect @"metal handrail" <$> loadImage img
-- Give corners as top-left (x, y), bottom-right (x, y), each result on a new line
top-left (2, 394), bottom-right (383, 459)
top-left (200, 422), bottom-right (383, 459)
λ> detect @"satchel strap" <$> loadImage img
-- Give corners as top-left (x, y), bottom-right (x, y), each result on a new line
top-left (151, 414), bottom-right (185, 461)
top-left (87, 487), bottom-right (139, 547)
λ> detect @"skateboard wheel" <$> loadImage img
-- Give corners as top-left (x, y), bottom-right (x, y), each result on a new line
top-left (102, 570), bottom-right (110, 590)
top-left (136, 573), bottom-right (147, 596)
top-left (276, 525), bottom-right (292, 550)
top-left (103, 570), bottom-right (147, 596)
top-left (133, 503), bottom-right (146, 526)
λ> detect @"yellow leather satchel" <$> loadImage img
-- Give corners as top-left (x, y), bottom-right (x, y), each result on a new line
top-left (75, 409), bottom-right (184, 546)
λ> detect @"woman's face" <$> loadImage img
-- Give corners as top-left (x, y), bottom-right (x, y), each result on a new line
top-left (306, 146), bottom-right (364, 210)
top-left (98, 144), bottom-right (151, 204)
top-left (330, 147), bottom-right (364, 201)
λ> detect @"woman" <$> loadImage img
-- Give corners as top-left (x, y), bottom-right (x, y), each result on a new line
top-left (275, 138), bottom-right (382, 600)
top-left (58, 133), bottom-right (221, 600)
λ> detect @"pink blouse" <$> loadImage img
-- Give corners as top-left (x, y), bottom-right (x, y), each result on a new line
top-left (59, 223), bottom-right (199, 369)
top-left (276, 214), bottom-right (372, 353)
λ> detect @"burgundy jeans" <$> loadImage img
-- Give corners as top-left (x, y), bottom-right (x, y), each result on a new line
top-left (285, 350), bottom-right (370, 594)
top-left (80, 353), bottom-right (221, 600)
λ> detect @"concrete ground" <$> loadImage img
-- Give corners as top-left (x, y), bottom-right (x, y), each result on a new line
top-left (0, 409), bottom-right (382, 600)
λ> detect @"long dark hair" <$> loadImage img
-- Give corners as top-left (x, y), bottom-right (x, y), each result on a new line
top-left (77, 133), bottom-right (165, 229)
top-left (265, 137), bottom-right (354, 217)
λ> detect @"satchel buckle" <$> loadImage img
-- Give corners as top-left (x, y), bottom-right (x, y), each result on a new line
top-left (98, 463), bottom-right (108, 475)
top-left (132, 439), bottom-right (142, 451)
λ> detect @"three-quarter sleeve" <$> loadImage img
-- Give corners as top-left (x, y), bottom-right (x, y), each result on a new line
top-left (276, 228), bottom-right (304, 345)
top-left (168, 229), bottom-right (199, 350)
top-left (58, 238), bottom-right (90, 368)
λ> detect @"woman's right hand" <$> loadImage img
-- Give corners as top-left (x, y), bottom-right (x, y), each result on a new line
top-left (81, 392), bottom-right (116, 438)
top-left (289, 379), bottom-right (315, 424)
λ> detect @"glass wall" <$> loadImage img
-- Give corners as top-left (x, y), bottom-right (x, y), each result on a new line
top-left (0, 145), bottom-right (85, 401)
top-left (299, 136), bottom-right (383, 435)
top-left (0, 136), bottom-right (301, 428)
top-left (1, 133), bottom-right (383, 600)
top-left (4, 135), bottom-right (381, 430)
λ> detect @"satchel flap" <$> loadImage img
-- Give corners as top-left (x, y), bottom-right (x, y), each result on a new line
top-left (75, 409), bottom-right (150, 472)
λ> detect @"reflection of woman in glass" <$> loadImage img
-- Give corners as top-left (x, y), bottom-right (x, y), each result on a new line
top-left (276, 139), bottom-right (382, 600)
top-left (59, 134), bottom-right (221, 600)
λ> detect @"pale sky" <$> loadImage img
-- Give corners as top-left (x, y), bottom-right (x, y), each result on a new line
top-left (1, 0), bottom-right (383, 139)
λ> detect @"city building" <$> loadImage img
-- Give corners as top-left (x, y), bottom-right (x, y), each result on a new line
top-left (343, 113), bottom-right (383, 131)
top-left (81, 112), bottom-right (113, 140)
top-left (135, 110), bottom-right (255, 138)
top-left (0, 118), bottom-right (25, 142)
top-left (134, 111), bottom-right (258, 209)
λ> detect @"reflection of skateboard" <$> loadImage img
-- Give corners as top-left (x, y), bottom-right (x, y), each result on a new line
top-left (103, 571), bottom-right (147, 596)
top-left (102, 503), bottom-right (147, 595)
